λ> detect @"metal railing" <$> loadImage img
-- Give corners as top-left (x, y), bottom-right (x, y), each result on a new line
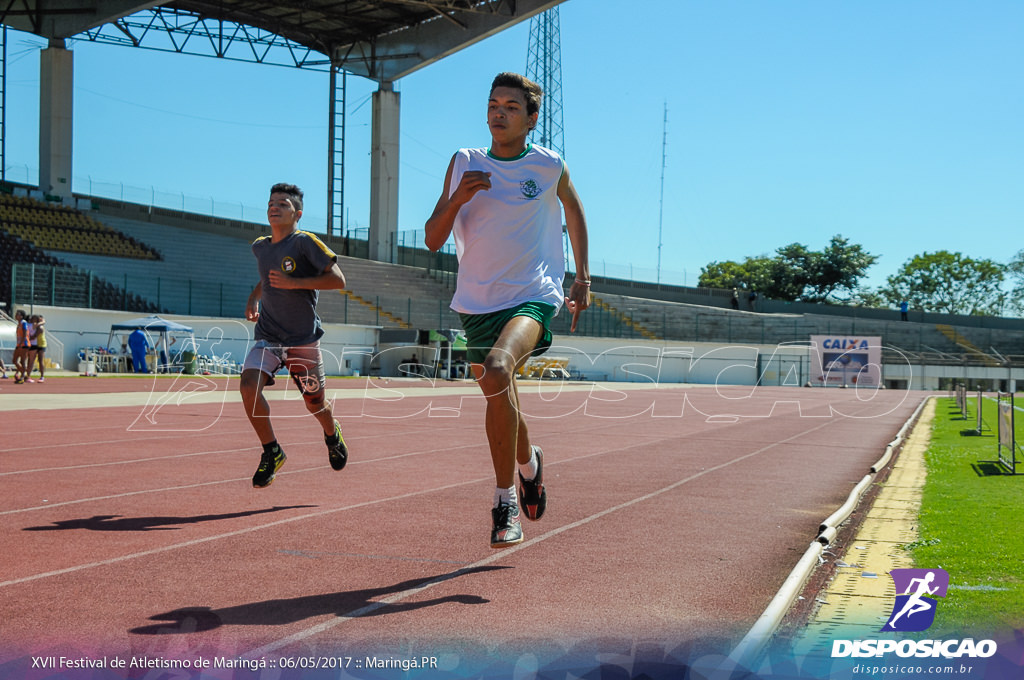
top-left (13, 261), bottom-right (1024, 353)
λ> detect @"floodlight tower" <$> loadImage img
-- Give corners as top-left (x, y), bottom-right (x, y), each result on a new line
top-left (525, 7), bottom-right (564, 157)
top-left (1, 26), bottom-right (6, 183)
top-left (526, 7), bottom-right (569, 272)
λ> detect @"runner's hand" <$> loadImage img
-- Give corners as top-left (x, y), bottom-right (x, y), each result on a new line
top-left (565, 281), bottom-right (591, 333)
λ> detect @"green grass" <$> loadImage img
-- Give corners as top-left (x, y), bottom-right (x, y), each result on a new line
top-left (907, 396), bottom-right (1024, 636)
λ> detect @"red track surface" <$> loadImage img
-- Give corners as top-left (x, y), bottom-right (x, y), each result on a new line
top-left (0, 376), bottom-right (924, 678)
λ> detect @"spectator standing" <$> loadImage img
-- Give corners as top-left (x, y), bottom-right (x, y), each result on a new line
top-left (128, 328), bottom-right (150, 374)
top-left (13, 310), bottom-right (31, 384)
top-left (28, 314), bottom-right (47, 382)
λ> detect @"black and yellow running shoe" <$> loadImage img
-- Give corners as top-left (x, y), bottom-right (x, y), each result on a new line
top-left (326, 420), bottom-right (348, 471)
top-left (252, 446), bottom-right (286, 488)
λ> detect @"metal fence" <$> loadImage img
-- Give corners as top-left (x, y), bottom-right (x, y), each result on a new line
top-left (11, 262), bottom-right (248, 316)
top-left (11, 263), bottom-right (1024, 352)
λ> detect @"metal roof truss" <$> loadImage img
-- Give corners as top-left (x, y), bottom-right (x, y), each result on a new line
top-left (79, 8), bottom-right (332, 70)
top-left (1, 1), bottom-right (563, 81)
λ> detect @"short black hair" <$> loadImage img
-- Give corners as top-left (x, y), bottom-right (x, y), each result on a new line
top-left (490, 72), bottom-right (543, 117)
top-left (270, 183), bottom-right (303, 212)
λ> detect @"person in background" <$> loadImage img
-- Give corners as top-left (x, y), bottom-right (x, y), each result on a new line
top-left (12, 310), bottom-right (31, 384)
top-left (160, 336), bottom-right (178, 373)
top-left (128, 328), bottom-right (150, 374)
top-left (27, 314), bottom-right (47, 382)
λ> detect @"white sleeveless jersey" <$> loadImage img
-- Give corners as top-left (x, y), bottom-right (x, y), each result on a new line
top-left (448, 145), bottom-right (566, 314)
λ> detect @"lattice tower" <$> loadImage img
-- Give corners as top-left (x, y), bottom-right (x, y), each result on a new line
top-left (525, 7), bottom-right (565, 157)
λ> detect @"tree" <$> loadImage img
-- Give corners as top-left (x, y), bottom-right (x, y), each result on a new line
top-left (805, 236), bottom-right (880, 303)
top-left (848, 287), bottom-right (889, 309)
top-left (698, 257), bottom-right (774, 293)
top-left (697, 235), bottom-right (877, 303)
top-left (880, 251), bottom-right (1006, 316)
top-left (1008, 249), bottom-right (1024, 317)
top-left (766, 243), bottom-right (814, 301)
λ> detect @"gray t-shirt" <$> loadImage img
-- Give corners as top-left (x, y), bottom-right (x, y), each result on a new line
top-left (251, 230), bottom-right (337, 346)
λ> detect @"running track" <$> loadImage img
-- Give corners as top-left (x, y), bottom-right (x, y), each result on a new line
top-left (0, 376), bottom-right (924, 678)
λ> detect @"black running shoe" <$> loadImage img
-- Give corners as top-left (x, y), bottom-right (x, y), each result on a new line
top-left (326, 420), bottom-right (348, 471)
top-left (518, 445), bottom-right (547, 521)
top-left (490, 502), bottom-right (523, 548)
top-left (252, 446), bottom-right (286, 488)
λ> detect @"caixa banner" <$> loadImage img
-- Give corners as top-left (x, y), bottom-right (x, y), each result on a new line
top-left (811, 335), bottom-right (882, 388)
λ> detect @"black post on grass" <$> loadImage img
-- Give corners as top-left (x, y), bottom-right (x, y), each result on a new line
top-left (977, 389), bottom-right (983, 435)
top-left (996, 392), bottom-right (1018, 474)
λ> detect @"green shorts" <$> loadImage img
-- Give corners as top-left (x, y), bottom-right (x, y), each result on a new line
top-left (460, 301), bottom-right (556, 364)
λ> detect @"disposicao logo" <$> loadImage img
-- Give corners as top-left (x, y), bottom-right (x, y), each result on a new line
top-left (831, 567), bottom-right (998, 660)
top-left (883, 568), bottom-right (948, 632)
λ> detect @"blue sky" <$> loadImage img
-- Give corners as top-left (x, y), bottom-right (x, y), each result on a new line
top-left (4, 0), bottom-right (1022, 290)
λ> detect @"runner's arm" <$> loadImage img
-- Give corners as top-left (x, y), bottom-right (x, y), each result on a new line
top-left (245, 281), bottom-right (262, 321)
top-left (558, 165), bottom-right (591, 332)
top-left (268, 262), bottom-right (346, 291)
top-left (425, 154), bottom-right (491, 251)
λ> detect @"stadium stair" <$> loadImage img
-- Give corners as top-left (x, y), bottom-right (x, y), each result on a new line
top-left (15, 193), bottom-right (1022, 358)
top-left (590, 294), bottom-right (661, 340)
top-left (341, 289), bottom-right (411, 329)
top-left (935, 324), bottom-right (1001, 366)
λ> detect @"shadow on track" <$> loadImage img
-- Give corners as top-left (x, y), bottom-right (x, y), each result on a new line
top-left (128, 566), bottom-right (510, 635)
top-left (22, 505), bottom-right (317, 532)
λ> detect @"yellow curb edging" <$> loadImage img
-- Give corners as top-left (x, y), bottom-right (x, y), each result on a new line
top-left (791, 397), bottom-right (935, 654)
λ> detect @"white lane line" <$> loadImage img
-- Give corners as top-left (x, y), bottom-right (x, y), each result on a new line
top-left (1, 446), bottom-right (252, 476)
top-left (983, 394), bottom-right (1024, 413)
top-left (2, 428), bottom-right (752, 589)
top-left (245, 415), bottom-right (851, 656)
top-left (0, 381), bottom-right (652, 412)
top-left (0, 442), bottom-right (484, 516)
top-left (0, 477), bottom-right (489, 589)
top-left (1, 417), bottom-right (466, 474)
top-left (3, 396), bottom-right (897, 623)
top-left (2, 402), bottom-right (651, 512)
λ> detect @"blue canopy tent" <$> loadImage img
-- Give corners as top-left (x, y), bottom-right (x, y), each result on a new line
top-left (106, 316), bottom-right (197, 373)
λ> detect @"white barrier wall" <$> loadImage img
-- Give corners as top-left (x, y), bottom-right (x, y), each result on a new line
top-left (29, 306), bottom-right (377, 375)
top-left (541, 337), bottom-right (812, 386)
top-left (881, 361), bottom-right (1022, 392)
top-left (27, 307), bottom-right (812, 385)
top-left (20, 305), bottom-right (1023, 389)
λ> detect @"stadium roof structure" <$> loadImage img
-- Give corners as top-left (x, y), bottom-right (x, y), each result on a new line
top-left (1, 0), bottom-right (562, 260)
top-left (0, 0), bottom-right (561, 81)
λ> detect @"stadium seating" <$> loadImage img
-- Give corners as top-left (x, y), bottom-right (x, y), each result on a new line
top-left (0, 192), bottom-right (159, 260)
top-left (583, 288), bottom-right (1023, 361)
top-left (4, 187), bottom-right (1021, 364)
top-left (0, 230), bottom-right (158, 314)
top-left (61, 213), bottom-right (464, 327)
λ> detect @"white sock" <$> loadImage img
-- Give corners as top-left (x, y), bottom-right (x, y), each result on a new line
top-left (494, 485), bottom-right (518, 508)
top-left (518, 446), bottom-right (539, 481)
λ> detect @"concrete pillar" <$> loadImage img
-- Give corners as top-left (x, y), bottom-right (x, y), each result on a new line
top-left (39, 39), bottom-right (73, 200)
top-left (369, 83), bottom-right (399, 263)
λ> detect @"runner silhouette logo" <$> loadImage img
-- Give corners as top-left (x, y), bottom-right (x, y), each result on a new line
top-left (882, 568), bottom-right (949, 632)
